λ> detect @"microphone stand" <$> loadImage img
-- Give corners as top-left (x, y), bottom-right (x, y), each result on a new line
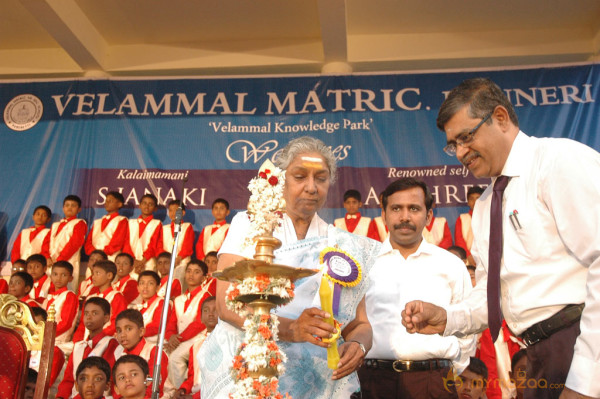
top-left (151, 179), bottom-right (187, 399)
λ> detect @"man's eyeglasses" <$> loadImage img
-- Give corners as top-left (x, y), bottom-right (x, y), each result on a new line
top-left (443, 112), bottom-right (493, 156)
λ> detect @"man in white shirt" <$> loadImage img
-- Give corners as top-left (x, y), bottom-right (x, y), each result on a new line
top-left (360, 178), bottom-right (475, 399)
top-left (402, 78), bottom-right (600, 399)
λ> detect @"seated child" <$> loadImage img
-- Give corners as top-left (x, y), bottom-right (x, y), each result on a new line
top-left (165, 259), bottom-right (213, 390)
top-left (334, 189), bottom-right (371, 236)
top-left (109, 309), bottom-right (168, 397)
top-left (124, 193), bottom-right (163, 275)
top-left (30, 307), bottom-right (65, 387)
top-left (113, 253), bottom-right (139, 305)
top-left (9, 271), bottom-right (40, 308)
top-left (448, 245), bottom-right (468, 264)
top-left (136, 270), bottom-right (176, 345)
top-left (455, 185), bottom-right (485, 266)
top-left (72, 260), bottom-right (127, 342)
top-left (112, 355), bottom-right (151, 399)
top-left (422, 202), bottom-right (453, 249)
top-left (203, 251), bottom-right (218, 276)
top-left (56, 297), bottom-right (119, 399)
top-left (195, 198), bottom-right (230, 260)
top-left (50, 195), bottom-right (88, 288)
top-left (26, 254), bottom-right (52, 302)
top-left (23, 369), bottom-right (37, 399)
top-left (156, 251), bottom-right (182, 299)
top-left (457, 357), bottom-right (488, 399)
top-left (162, 200), bottom-right (194, 268)
top-left (79, 250), bottom-right (108, 300)
top-left (176, 296), bottom-right (218, 399)
top-left (11, 205), bottom-right (51, 263)
top-left (43, 261), bottom-right (78, 355)
top-left (74, 357), bottom-right (112, 399)
top-left (85, 191), bottom-right (128, 261)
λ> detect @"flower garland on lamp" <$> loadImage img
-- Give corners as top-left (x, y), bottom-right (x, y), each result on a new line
top-left (221, 159), bottom-right (295, 399)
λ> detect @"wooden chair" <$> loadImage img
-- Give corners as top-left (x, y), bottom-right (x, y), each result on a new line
top-left (0, 294), bottom-right (56, 399)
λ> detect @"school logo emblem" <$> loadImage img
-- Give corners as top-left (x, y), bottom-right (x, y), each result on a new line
top-left (3, 94), bottom-right (43, 131)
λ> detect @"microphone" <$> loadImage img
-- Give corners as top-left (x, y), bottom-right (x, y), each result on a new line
top-left (174, 177), bottom-right (188, 234)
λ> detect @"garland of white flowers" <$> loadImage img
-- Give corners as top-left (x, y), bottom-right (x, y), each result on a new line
top-left (244, 161), bottom-right (286, 248)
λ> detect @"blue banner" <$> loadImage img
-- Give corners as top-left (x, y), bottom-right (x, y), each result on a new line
top-left (1, 63), bottom-right (598, 262)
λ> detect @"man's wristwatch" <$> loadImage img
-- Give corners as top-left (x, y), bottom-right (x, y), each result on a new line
top-left (349, 340), bottom-right (366, 355)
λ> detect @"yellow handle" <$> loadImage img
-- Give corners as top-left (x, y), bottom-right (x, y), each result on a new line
top-left (320, 274), bottom-right (340, 369)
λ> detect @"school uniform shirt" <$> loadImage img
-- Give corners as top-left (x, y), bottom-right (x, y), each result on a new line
top-left (107, 338), bottom-right (168, 398)
top-left (444, 132), bottom-right (600, 397)
top-left (162, 221), bottom-right (194, 261)
top-left (124, 215), bottom-right (163, 263)
top-left (367, 216), bottom-right (388, 242)
top-left (0, 279), bottom-right (7, 294)
top-left (10, 225), bottom-right (51, 262)
top-left (72, 286), bottom-right (127, 342)
top-left (56, 331), bottom-right (119, 399)
top-left (43, 286), bottom-right (78, 343)
top-left (422, 215), bottom-right (453, 249)
top-left (158, 275), bottom-right (182, 299)
top-left (179, 330), bottom-right (209, 398)
top-left (50, 217), bottom-right (87, 265)
top-left (29, 273), bottom-right (53, 302)
top-left (20, 296), bottom-right (41, 308)
top-left (112, 274), bottom-right (139, 305)
top-left (454, 210), bottom-right (474, 258)
top-left (366, 238), bottom-right (476, 374)
top-left (136, 294), bottom-right (176, 344)
top-left (195, 220), bottom-right (229, 260)
top-left (84, 212), bottom-right (128, 257)
top-left (334, 213), bottom-right (371, 236)
top-left (166, 281), bottom-right (212, 341)
top-left (78, 276), bottom-right (97, 298)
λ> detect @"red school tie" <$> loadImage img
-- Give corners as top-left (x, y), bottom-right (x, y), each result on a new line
top-left (487, 175), bottom-right (510, 342)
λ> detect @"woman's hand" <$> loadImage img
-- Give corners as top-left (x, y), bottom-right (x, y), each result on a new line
top-left (332, 341), bottom-right (365, 380)
top-left (288, 307), bottom-right (337, 348)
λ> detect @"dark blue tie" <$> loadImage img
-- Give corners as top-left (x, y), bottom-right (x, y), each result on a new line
top-left (488, 175), bottom-right (509, 342)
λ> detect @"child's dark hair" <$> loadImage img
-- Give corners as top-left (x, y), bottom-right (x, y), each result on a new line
top-left (63, 194), bottom-right (82, 207)
top-left (112, 354), bottom-right (149, 382)
top-left (511, 349), bottom-right (527, 371)
top-left (76, 356), bottom-right (111, 383)
top-left (52, 260), bottom-right (74, 275)
top-left (106, 191), bottom-right (125, 205)
top-left (140, 193), bottom-right (158, 206)
top-left (13, 271), bottom-right (34, 291)
top-left (212, 198), bottom-right (230, 210)
top-left (448, 245), bottom-right (467, 261)
top-left (343, 189), bottom-right (361, 202)
top-left (93, 260), bottom-right (117, 279)
top-left (33, 205), bottom-right (52, 219)
top-left (27, 368), bottom-right (38, 384)
top-left (464, 356), bottom-right (488, 380)
top-left (168, 199), bottom-right (185, 211)
top-left (138, 270), bottom-right (161, 285)
top-left (187, 258), bottom-right (208, 275)
top-left (31, 307), bottom-right (48, 321)
top-left (202, 296), bottom-right (216, 310)
top-left (157, 251), bottom-right (172, 260)
top-left (26, 254), bottom-right (47, 267)
top-left (90, 249), bottom-right (109, 260)
top-left (115, 252), bottom-right (134, 266)
top-left (204, 251), bottom-right (218, 260)
top-left (116, 309), bottom-right (144, 328)
top-left (467, 186), bottom-right (485, 197)
top-left (85, 297), bottom-right (111, 315)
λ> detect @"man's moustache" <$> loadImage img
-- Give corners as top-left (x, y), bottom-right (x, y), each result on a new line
top-left (393, 223), bottom-right (416, 231)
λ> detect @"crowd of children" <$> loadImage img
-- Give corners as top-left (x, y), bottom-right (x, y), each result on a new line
top-left (3, 185), bottom-right (524, 399)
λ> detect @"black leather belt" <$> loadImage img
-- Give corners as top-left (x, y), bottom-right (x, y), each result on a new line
top-left (364, 358), bottom-right (452, 372)
top-left (520, 304), bottom-right (584, 346)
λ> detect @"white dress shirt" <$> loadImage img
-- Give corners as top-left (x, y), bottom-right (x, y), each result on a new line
top-left (444, 132), bottom-right (600, 396)
top-left (366, 237), bottom-right (476, 373)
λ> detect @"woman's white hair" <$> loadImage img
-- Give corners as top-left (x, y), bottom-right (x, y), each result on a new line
top-left (274, 136), bottom-right (337, 183)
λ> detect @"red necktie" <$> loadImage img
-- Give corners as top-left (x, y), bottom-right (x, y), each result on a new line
top-left (487, 176), bottom-right (510, 342)
top-left (83, 340), bottom-right (93, 358)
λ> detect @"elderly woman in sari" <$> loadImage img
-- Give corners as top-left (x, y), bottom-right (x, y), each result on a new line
top-left (198, 136), bottom-right (380, 398)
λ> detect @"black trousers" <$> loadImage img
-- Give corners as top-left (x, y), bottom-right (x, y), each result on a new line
top-left (357, 365), bottom-right (458, 399)
top-left (524, 320), bottom-right (580, 399)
